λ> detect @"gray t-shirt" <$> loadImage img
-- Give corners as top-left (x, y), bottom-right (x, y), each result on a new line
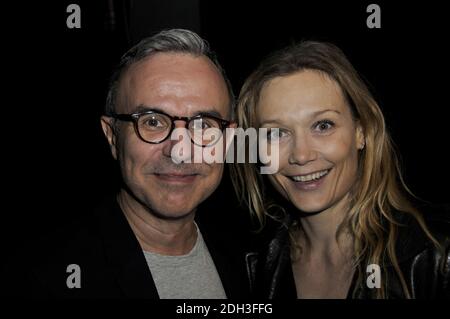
top-left (143, 225), bottom-right (227, 299)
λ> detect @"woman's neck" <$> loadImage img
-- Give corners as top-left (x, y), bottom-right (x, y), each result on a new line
top-left (296, 194), bottom-right (353, 264)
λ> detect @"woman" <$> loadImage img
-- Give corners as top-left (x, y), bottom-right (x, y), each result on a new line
top-left (233, 41), bottom-right (449, 299)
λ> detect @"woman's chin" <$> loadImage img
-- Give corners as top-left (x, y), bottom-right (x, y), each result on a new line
top-left (289, 198), bottom-right (330, 216)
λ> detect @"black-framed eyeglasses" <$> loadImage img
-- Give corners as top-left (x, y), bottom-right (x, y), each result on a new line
top-left (110, 109), bottom-right (233, 146)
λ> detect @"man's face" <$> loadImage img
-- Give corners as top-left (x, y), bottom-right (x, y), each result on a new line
top-left (102, 53), bottom-right (230, 219)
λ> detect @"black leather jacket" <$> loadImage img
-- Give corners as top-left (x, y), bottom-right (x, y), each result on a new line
top-left (246, 209), bottom-right (450, 299)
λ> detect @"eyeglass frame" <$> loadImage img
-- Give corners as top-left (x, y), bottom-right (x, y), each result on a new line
top-left (109, 109), bottom-right (234, 145)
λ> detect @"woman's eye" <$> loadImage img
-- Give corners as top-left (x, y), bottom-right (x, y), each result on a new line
top-left (313, 120), bottom-right (334, 132)
top-left (266, 128), bottom-right (285, 142)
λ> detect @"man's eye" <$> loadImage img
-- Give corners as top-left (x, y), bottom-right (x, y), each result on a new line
top-left (202, 121), bottom-right (213, 129)
top-left (191, 119), bottom-right (214, 130)
top-left (198, 121), bottom-right (210, 129)
top-left (314, 120), bottom-right (334, 132)
top-left (146, 119), bottom-right (162, 127)
top-left (144, 116), bottom-right (168, 129)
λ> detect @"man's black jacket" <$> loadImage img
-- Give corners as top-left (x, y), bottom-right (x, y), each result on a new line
top-left (3, 197), bottom-right (252, 298)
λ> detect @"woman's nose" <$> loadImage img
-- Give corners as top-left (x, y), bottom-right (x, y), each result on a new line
top-left (288, 132), bottom-right (318, 165)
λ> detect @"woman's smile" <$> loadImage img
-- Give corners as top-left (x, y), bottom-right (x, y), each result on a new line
top-left (286, 168), bottom-right (332, 191)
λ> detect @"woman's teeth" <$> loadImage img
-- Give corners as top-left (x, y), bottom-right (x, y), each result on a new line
top-left (290, 169), bottom-right (329, 182)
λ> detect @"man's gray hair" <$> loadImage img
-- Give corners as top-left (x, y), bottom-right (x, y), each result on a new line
top-left (105, 29), bottom-right (235, 118)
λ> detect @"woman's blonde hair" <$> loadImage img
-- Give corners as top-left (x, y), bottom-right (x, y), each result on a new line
top-left (231, 41), bottom-right (438, 298)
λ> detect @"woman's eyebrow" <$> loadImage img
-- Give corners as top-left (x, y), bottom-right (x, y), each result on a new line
top-left (260, 109), bottom-right (341, 126)
top-left (309, 109), bottom-right (341, 118)
top-left (259, 119), bottom-right (283, 126)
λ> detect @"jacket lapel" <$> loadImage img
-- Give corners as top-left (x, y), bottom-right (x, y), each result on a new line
top-left (196, 208), bottom-right (252, 298)
top-left (96, 198), bottom-right (159, 298)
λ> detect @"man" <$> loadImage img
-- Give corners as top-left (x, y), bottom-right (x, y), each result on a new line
top-left (4, 29), bottom-right (250, 298)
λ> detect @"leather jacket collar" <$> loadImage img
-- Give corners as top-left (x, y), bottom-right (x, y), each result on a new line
top-left (246, 208), bottom-right (450, 299)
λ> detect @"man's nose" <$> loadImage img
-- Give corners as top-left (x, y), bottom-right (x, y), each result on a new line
top-left (162, 121), bottom-right (192, 163)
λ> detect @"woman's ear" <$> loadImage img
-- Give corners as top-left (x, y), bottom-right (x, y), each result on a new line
top-left (100, 116), bottom-right (118, 160)
top-left (356, 121), bottom-right (365, 150)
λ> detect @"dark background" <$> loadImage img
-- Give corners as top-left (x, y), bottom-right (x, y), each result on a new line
top-left (2, 0), bottom-right (449, 258)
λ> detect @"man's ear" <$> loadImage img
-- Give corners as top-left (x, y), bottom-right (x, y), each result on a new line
top-left (100, 116), bottom-right (118, 160)
top-left (356, 121), bottom-right (366, 150)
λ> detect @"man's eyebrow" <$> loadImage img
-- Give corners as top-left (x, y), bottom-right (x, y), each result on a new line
top-left (193, 109), bottom-right (224, 118)
top-left (130, 105), bottom-right (165, 114)
top-left (130, 105), bottom-right (225, 118)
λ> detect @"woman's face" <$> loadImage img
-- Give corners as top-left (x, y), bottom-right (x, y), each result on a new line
top-left (258, 70), bottom-right (365, 214)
